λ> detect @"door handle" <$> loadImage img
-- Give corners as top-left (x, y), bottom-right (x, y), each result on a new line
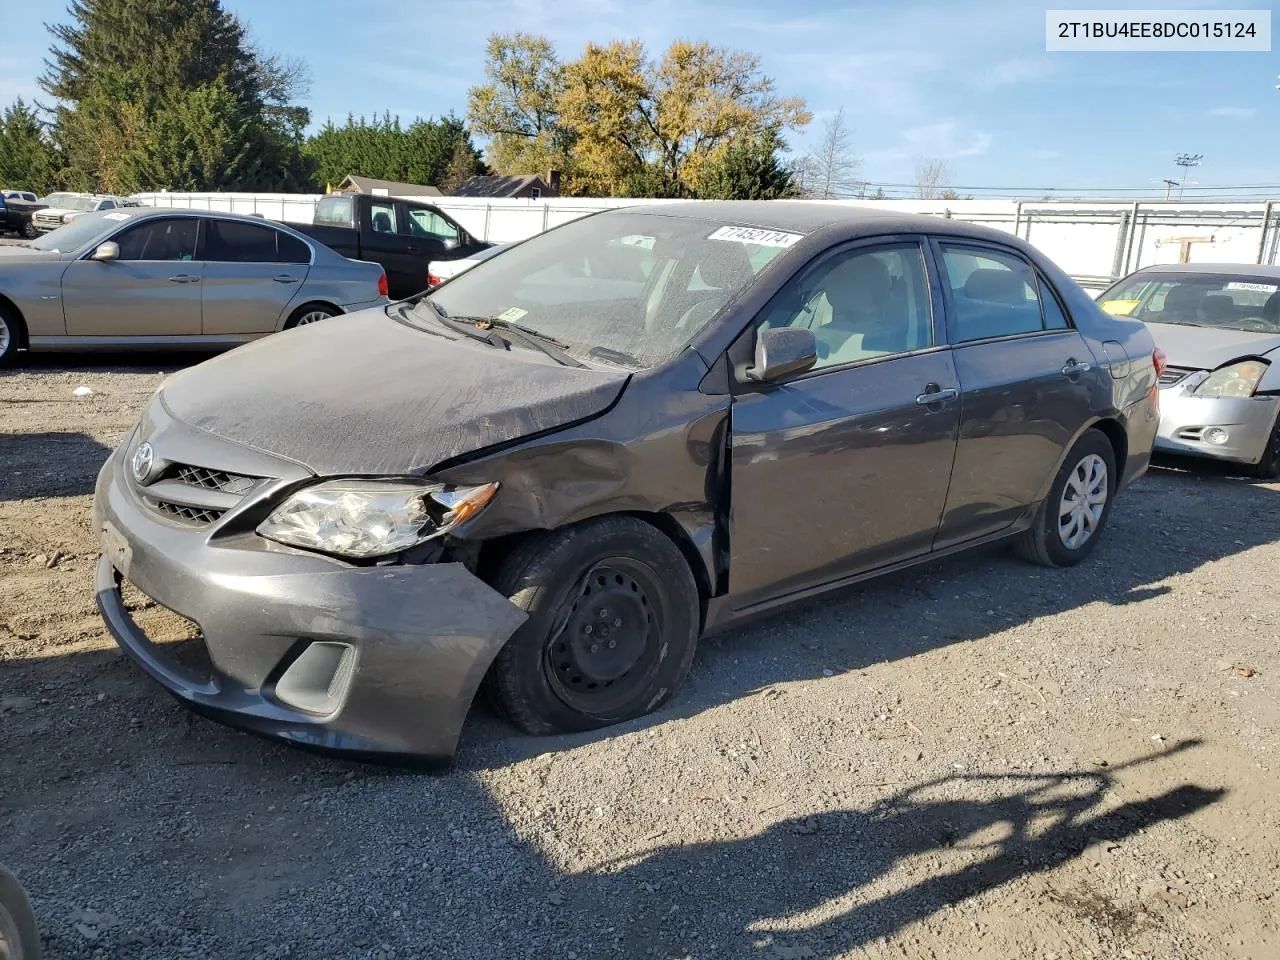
top-left (1061, 358), bottom-right (1092, 377)
top-left (167, 275), bottom-right (198, 283)
top-left (272, 274), bottom-right (300, 284)
top-left (915, 386), bottom-right (958, 405)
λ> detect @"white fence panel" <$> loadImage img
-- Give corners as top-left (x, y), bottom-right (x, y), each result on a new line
top-left (130, 192), bottom-right (1280, 283)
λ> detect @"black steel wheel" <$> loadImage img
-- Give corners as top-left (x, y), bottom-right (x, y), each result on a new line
top-left (484, 516), bottom-right (700, 735)
top-left (0, 865), bottom-right (41, 960)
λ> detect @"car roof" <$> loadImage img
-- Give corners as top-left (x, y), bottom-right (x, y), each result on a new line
top-left (613, 200), bottom-right (1019, 244)
top-left (1133, 263), bottom-right (1280, 280)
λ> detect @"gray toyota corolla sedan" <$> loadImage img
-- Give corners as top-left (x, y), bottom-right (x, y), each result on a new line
top-left (0, 208), bottom-right (388, 365)
top-left (93, 202), bottom-right (1160, 763)
top-left (1097, 264), bottom-right (1280, 477)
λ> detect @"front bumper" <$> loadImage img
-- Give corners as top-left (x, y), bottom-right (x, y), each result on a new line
top-left (92, 412), bottom-right (526, 763)
top-left (1155, 382), bottom-right (1280, 465)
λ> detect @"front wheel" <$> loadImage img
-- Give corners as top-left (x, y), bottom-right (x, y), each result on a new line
top-left (484, 516), bottom-right (701, 735)
top-left (1014, 429), bottom-right (1117, 568)
top-left (0, 303), bottom-right (23, 368)
top-left (0, 865), bottom-right (42, 960)
top-left (1247, 412), bottom-right (1280, 480)
top-left (20, 220), bottom-right (38, 240)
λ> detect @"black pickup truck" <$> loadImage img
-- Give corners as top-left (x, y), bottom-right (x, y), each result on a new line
top-left (0, 191), bottom-right (45, 238)
top-left (288, 193), bottom-right (489, 299)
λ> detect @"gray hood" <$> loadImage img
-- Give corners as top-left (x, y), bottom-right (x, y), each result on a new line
top-left (1146, 321), bottom-right (1280, 370)
top-left (159, 307), bottom-right (629, 475)
top-left (0, 246), bottom-right (62, 261)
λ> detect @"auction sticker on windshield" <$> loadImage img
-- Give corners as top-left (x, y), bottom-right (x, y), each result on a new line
top-left (103, 212), bottom-right (132, 221)
top-left (1226, 281), bottom-right (1278, 293)
top-left (497, 307), bottom-right (529, 322)
top-left (708, 225), bottom-right (803, 248)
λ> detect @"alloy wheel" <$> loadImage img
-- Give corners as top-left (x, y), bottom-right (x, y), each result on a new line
top-left (0, 316), bottom-right (10, 356)
top-left (294, 309), bottom-right (333, 326)
top-left (1058, 453), bottom-right (1108, 550)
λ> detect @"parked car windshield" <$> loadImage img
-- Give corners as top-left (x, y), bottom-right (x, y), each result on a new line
top-left (416, 212), bottom-right (794, 366)
top-left (29, 210), bottom-right (132, 252)
top-left (1099, 272), bottom-right (1280, 331)
top-left (39, 194), bottom-right (100, 212)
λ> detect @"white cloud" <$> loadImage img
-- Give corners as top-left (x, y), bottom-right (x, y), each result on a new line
top-left (1208, 106), bottom-right (1256, 119)
top-left (863, 119), bottom-right (993, 164)
top-left (974, 58), bottom-right (1058, 90)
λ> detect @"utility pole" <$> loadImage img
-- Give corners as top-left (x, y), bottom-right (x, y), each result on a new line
top-left (1174, 153), bottom-right (1203, 200)
top-left (1163, 178), bottom-right (1179, 200)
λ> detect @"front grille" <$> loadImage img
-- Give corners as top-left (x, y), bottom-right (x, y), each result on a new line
top-left (34, 213), bottom-right (63, 228)
top-left (1159, 366), bottom-right (1196, 386)
top-left (172, 464), bottom-right (257, 496)
top-left (151, 500), bottom-right (226, 526)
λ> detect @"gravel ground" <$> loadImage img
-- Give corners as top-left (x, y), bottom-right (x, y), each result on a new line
top-left (1, 354), bottom-right (1277, 960)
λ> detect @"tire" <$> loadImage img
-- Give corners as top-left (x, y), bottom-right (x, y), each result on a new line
top-left (1247, 413), bottom-right (1280, 480)
top-left (1014, 428), bottom-right (1117, 568)
top-left (0, 864), bottom-right (42, 960)
top-left (283, 303), bottom-right (337, 329)
top-left (20, 219), bottom-right (39, 240)
top-left (483, 516), bottom-right (701, 735)
top-left (0, 302), bottom-right (24, 368)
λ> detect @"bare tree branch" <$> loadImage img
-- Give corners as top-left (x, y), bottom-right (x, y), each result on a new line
top-left (913, 156), bottom-right (952, 199)
top-left (804, 107), bottom-right (860, 199)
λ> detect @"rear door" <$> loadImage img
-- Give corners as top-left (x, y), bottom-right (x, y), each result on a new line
top-left (62, 216), bottom-right (202, 336)
top-left (199, 219), bottom-right (311, 335)
top-left (931, 239), bottom-right (1097, 548)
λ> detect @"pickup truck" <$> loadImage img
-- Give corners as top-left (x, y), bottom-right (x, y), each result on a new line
top-left (288, 193), bottom-right (490, 299)
top-left (0, 191), bottom-right (45, 238)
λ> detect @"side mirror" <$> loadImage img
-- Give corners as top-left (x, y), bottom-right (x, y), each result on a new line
top-left (746, 327), bottom-right (818, 383)
top-left (90, 241), bottom-right (120, 262)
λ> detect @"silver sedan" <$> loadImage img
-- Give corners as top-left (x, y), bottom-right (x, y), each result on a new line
top-left (0, 208), bottom-right (389, 366)
top-left (1097, 263), bottom-right (1280, 478)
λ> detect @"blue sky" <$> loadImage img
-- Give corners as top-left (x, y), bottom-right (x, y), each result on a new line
top-left (0, 0), bottom-right (1275, 196)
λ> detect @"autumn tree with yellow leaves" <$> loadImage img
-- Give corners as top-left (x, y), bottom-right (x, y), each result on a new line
top-left (467, 33), bottom-right (811, 198)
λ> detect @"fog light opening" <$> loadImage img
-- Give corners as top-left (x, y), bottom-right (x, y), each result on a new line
top-left (1204, 427), bottom-right (1230, 446)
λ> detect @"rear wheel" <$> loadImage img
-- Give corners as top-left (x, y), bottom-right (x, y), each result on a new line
top-left (1247, 413), bottom-right (1280, 480)
top-left (283, 303), bottom-right (337, 329)
top-left (0, 865), bottom-right (42, 960)
top-left (484, 516), bottom-right (700, 735)
top-left (20, 219), bottom-right (38, 240)
top-left (0, 303), bottom-right (24, 368)
top-left (1014, 429), bottom-right (1117, 568)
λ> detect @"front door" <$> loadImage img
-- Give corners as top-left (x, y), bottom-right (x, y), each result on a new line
top-left (62, 216), bottom-right (202, 337)
top-left (199, 218), bottom-right (310, 335)
top-left (728, 239), bottom-right (962, 608)
top-left (931, 240), bottom-right (1099, 548)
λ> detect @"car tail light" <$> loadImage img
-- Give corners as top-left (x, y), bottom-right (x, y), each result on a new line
top-left (377, 272), bottom-right (388, 298)
top-left (1152, 348), bottom-right (1168, 377)
top-left (426, 273), bottom-right (442, 289)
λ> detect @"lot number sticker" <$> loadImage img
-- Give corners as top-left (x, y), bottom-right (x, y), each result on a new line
top-left (103, 212), bottom-right (132, 221)
top-left (708, 225), bottom-right (803, 248)
top-left (1226, 281), bottom-right (1278, 293)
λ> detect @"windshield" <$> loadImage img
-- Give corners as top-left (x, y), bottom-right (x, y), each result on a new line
top-left (39, 193), bottom-right (99, 211)
top-left (418, 212), bottom-right (795, 365)
top-left (1099, 272), bottom-right (1280, 333)
top-left (29, 210), bottom-right (131, 252)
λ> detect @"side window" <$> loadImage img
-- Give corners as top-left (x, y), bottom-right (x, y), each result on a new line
top-left (204, 219), bottom-right (281, 262)
top-left (407, 208), bottom-right (459, 244)
top-left (940, 244), bottom-right (1051, 342)
top-left (276, 230), bottom-right (311, 264)
top-left (114, 218), bottom-right (199, 261)
top-left (99, 199), bottom-right (115, 210)
top-left (1039, 278), bottom-right (1071, 329)
top-left (369, 202), bottom-right (398, 235)
top-left (758, 243), bottom-right (934, 370)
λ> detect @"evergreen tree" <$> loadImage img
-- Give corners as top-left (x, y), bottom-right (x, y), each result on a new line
top-left (0, 99), bottom-right (61, 194)
top-left (440, 136), bottom-right (483, 192)
top-left (695, 131), bottom-right (800, 200)
top-left (41, 0), bottom-right (311, 191)
top-left (302, 113), bottom-right (483, 189)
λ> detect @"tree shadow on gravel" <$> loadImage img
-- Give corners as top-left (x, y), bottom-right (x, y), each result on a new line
top-left (6, 351), bottom-right (216, 375)
top-left (468, 464), bottom-right (1280, 767)
top-left (0, 431), bottom-right (113, 501)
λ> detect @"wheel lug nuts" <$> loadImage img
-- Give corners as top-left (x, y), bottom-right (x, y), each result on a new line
top-left (590, 644), bottom-right (599, 653)
top-left (598, 608), bottom-right (608, 617)
top-left (613, 618), bottom-right (622, 627)
top-left (608, 640), bottom-right (616, 649)
top-left (584, 625), bottom-right (593, 635)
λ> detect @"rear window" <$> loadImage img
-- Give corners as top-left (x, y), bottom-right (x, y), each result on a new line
top-left (314, 196), bottom-right (354, 228)
top-left (204, 219), bottom-right (307, 264)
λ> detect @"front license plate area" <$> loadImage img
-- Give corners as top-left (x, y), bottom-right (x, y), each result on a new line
top-left (101, 519), bottom-right (132, 579)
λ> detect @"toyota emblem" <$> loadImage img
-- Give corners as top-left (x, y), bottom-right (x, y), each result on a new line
top-left (131, 441), bottom-right (155, 483)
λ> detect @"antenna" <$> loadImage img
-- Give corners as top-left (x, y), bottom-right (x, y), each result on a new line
top-left (1173, 154), bottom-right (1203, 199)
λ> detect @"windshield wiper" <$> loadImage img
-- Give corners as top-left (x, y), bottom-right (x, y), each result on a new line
top-left (441, 314), bottom-right (586, 368)
top-left (402, 300), bottom-right (503, 345)
top-left (587, 346), bottom-right (643, 368)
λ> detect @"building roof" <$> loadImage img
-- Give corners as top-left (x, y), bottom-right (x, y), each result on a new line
top-left (337, 175), bottom-right (442, 198)
top-left (451, 175), bottom-right (551, 198)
